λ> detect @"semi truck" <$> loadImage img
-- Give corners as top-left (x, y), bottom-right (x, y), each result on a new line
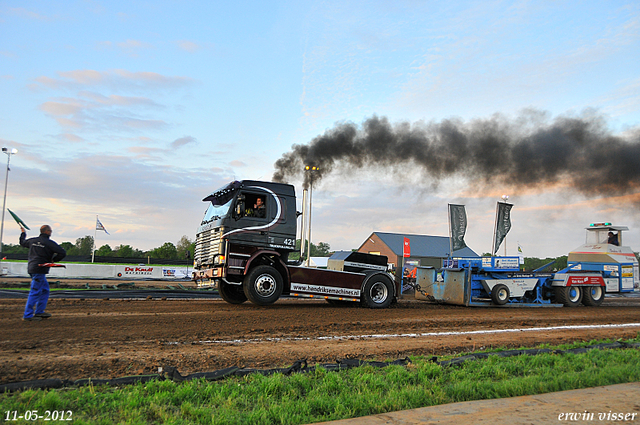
top-left (192, 180), bottom-right (398, 308)
top-left (415, 223), bottom-right (639, 307)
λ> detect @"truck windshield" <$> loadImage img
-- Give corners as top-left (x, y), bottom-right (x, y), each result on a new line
top-left (201, 199), bottom-right (233, 225)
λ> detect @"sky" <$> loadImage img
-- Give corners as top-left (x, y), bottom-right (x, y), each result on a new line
top-left (0, 0), bottom-right (639, 258)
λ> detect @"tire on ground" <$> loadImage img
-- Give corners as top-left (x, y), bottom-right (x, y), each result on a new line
top-left (491, 283), bottom-right (510, 305)
top-left (554, 286), bottom-right (582, 307)
top-left (581, 285), bottom-right (605, 306)
top-left (243, 265), bottom-right (283, 306)
top-left (361, 274), bottom-right (394, 309)
top-left (218, 280), bottom-right (247, 304)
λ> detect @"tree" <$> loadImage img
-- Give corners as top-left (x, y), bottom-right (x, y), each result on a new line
top-left (288, 239), bottom-right (332, 260)
top-left (96, 244), bottom-right (113, 256)
top-left (148, 242), bottom-right (178, 259)
top-left (523, 256), bottom-right (567, 272)
top-left (74, 235), bottom-right (94, 256)
top-left (312, 242), bottom-right (331, 257)
top-left (1, 243), bottom-right (28, 254)
top-left (114, 244), bottom-right (134, 258)
top-left (176, 235), bottom-right (195, 260)
top-left (60, 242), bottom-right (74, 252)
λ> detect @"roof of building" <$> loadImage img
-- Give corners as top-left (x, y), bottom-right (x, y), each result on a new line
top-left (363, 232), bottom-right (479, 258)
top-left (309, 257), bottom-right (329, 268)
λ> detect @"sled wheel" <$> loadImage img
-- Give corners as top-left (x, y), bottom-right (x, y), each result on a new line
top-left (581, 286), bottom-right (605, 306)
top-left (243, 265), bottom-right (283, 306)
top-left (218, 280), bottom-right (247, 304)
top-left (361, 275), bottom-right (394, 309)
top-left (491, 284), bottom-right (510, 305)
top-left (555, 286), bottom-right (582, 307)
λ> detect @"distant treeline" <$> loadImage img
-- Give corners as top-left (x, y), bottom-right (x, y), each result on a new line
top-left (2, 235), bottom-right (195, 261)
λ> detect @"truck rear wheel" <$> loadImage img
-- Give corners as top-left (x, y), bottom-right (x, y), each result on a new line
top-left (243, 265), bottom-right (283, 306)
top-left (491, 284), bottom-right (510, 305)
top-left (555, 286), bottom-right (582, 307)
top-left (361, 275), bottom-right (394, 309)
top-left (582, 286), bottom-right (605, 306)
top-left (218, 280), bottom-right (247, 304)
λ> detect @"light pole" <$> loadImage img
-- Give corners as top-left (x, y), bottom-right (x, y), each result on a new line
top-left (0, 148), bottom-right (18, 255)
top-left (304, 165), bottom-right (319, 266)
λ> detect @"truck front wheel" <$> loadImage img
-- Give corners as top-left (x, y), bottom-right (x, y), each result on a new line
top-left (243, 265), bottom-right (283, 306)
top-left (361, 276), bottom-right (394, 309)
top-left (218, 280), bottom-right (247, 304)
top-left (555, 286), bottom-right (582, 307)
top-left (582, 286), bottom-right (605, 306)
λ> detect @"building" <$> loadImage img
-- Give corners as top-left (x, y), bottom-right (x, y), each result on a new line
top-left (357, 231), bottom-right (479, 270)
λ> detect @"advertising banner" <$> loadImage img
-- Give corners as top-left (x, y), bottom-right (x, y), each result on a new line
top-left (448, 204), bottom-right (468, 253)
top-left (493, 202), bottom-right (513, 255)
top-left (403, 237), bottom-right (411, 258)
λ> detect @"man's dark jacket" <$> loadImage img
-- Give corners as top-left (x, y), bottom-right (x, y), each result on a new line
top-left (19, 232), bottom-right (67, 274)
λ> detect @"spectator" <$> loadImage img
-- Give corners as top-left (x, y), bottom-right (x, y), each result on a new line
top-left (19, 225), bottom-right (66, 321)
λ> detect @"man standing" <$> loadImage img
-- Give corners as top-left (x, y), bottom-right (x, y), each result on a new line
top-left (19, 225), bottom-right (66, 321)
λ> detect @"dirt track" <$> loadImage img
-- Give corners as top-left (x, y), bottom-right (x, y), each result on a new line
top-left (1, 281), bottom-right (640, 385)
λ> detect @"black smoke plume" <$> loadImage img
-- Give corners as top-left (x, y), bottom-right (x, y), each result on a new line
top-left (273, 111), bottom-right (640, 197)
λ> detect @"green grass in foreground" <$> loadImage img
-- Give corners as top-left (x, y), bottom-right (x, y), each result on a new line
top-left (1, 337), bottom-right (639, 425)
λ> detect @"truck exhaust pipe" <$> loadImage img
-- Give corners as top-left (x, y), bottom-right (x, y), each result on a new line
top-left (300, 189), bottom-right (308, 259)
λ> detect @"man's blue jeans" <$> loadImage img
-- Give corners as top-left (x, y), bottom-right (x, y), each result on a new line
top-left (23, 273), bottom-right (49, 319)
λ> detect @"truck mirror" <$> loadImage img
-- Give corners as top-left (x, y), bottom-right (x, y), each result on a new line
top-left (235, 201), bottom-right (245, 219)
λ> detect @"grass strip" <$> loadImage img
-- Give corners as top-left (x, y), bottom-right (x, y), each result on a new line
top-left (1, 337), bottom-right (639, 425)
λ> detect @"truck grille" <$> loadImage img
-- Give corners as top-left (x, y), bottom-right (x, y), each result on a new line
top-left (194, 227), bottom-right (223, 268)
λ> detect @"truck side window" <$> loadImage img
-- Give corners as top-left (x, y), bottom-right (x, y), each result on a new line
top-left (240, 193), bottom-right (267, 219)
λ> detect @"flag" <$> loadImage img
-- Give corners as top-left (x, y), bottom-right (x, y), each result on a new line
top-left (96, 217), bottom-right (109, 235)
top-left (448, 204), bottom-right (468, 252)
top-left (7, 209), bottom-right (30, 230)
top-left (493, 202), bottom-right (513, 255)
top-left (403, 237), bottom-right (411, 258)
top-left (517, 242), bottom-right (524, 265)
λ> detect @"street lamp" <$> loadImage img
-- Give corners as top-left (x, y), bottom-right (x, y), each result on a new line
top-left (0, 148), bottom-right (18, 255)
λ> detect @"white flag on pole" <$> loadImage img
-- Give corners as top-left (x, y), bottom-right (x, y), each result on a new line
top-left (96, 217), bottom-right (109, 235)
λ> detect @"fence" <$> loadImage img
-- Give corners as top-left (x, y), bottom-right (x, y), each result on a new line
top-left (1, 253), bottom-right (191, 265)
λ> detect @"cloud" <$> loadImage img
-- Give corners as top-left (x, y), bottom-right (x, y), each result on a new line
top-left (230, 160), bottom-right (247, 167)
top-left (7, 153), bottom-right (231, 250)
top-left (38, 92), bottom-right (169, 132)
top-left (597, 77), bottom-right (640, 117)
top-left (31, 70), bottom-right (189, 134)
top-left (176, 40), bottom-right (200, 53)
top-left (170, 136), bottom-right (197, 149)
top-left (57, 133), bottom-right (85, 143)
top-left (7, 7), bottom-right (55, 21)
top-left (32, 69), bottom-right (194, 92)
top-left (116, 39), bottom-right (154, 57)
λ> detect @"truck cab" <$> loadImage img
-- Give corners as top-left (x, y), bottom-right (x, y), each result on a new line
top-left (567, 223), bottom-right (639, 293)
top-left (193, 180), bottom-right (397, 308)
top-left (193, 180), bottom-right (297, 286)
